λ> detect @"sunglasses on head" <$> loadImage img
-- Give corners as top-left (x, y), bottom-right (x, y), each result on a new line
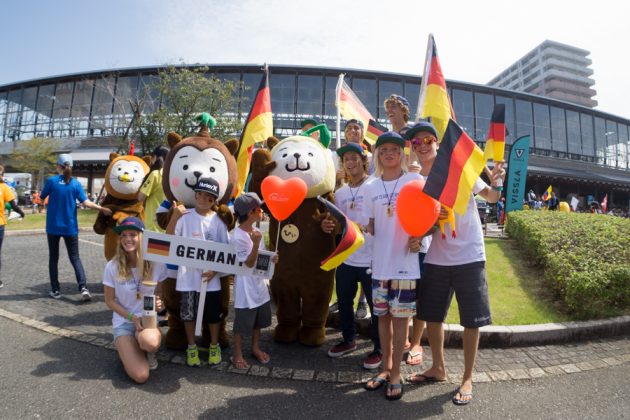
top-left (412, 135), bottom-right (437, 146)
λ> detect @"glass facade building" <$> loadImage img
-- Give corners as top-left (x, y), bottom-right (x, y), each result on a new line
top-left (1, 64), bottom-right (629, 204)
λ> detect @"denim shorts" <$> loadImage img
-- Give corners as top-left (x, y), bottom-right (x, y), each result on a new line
top-left (112, 322), bottom-right (136, 339)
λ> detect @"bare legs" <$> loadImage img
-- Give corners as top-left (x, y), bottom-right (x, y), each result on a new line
top-left (115, 328), bottom-right (161, 384)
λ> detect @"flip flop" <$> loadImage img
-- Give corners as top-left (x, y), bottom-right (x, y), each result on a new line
top-left (252, 351), bottom-right (270, 364)
top-left (452, 387), bottom-right (473, 405)
top-left (230, 356), bottom-right (250, 370)
top-left (405, 373), bottom-right (446, 385)
top-left (385, 382), bottom-right (404, 401)
top-left (406, 349), bottom-right (423, 365)
top-left (364, 375), bottom-right (389, 391)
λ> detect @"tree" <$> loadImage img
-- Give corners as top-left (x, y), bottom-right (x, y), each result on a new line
top-left (125, 65), bottom-right (244, 155)
top-left (10, 137), bottom-right (59, 189)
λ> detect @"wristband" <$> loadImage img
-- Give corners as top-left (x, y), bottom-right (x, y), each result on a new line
top-left (491, 185), bottom-right (503, 192)
top-left (127, 312), bottom-right (134, 321)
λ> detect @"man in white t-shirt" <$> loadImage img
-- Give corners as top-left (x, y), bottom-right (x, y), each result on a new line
top-left (406, 129), bottom-right (506, 406)
top-left (362, 131), bottom-right (421, 401)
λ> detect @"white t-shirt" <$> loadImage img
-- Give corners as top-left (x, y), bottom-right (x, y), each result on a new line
top-left (175, 210), bottom-right (229, 292)
top-left (231, 227), bottom-right (271, 309)
top-left (102, 260), bottom-right (167, 328)
top-left (363, 172), bottom-right (421, 280)
top-left (425, 178), bottom-right (488, 266)
top-left (334, 178), bottom-right (373, 267)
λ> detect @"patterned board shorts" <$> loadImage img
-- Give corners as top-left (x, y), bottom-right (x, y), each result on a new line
top-left (372, 279), bottom-right (417, 318)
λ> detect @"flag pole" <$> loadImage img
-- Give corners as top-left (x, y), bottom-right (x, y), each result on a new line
top-left (335, 74), bottom-right (344, 149)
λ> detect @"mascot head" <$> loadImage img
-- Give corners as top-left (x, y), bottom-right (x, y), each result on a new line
top-left (104, 153), bottom-right (151, 200)
top-left (270, 134), bottom-right (335, 198)
top-left (162, 113), bottom-right (238, 207)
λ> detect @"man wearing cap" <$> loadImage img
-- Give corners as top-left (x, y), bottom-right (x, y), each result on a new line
top-left (362, 131), bottom-right (422, 400)
top-left (324, 142), bottom-right (381, 367)
top-left (300, 118), bottom-right (320, 140)
top-left (384, 94), bottom-right (411, 136)
top-left (166, 177), bottom-right (227, 367)
top-left (41, 153), bottom-right (112, 300)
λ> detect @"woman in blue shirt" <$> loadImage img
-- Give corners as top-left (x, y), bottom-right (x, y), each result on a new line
top-left (41, 154), bottom-right (111, 300)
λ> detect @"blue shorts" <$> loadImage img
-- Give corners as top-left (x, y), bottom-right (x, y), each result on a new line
top-left (372, 279), bottom-right (416, 318)
top-left (112, 322), bottom-right (136, 339)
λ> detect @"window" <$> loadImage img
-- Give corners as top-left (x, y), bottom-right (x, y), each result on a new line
top-left (474, 92), bottom-right (493, 142)
top-left (617, 124), bottom-right (628, 169)
top-left (515, 100), bottom-right (533, 140)
top-left (270, 73), bottom-right (295, 115)
top-left (378, 80), bottom-right (403, 120)
top-left (351, 78), bottom-right (377, 118)
top-left (324, 75), bottom-right (339, 122)
top-left (533, 103), bottom-right (551, 151)
top-left (580, 113), bottom-right (595, 157)
top-left (549, 107), bottom-right (566, 153)
top-left (605, 120), bottom-right (618, 167)
top-left (404, 81), bottom-right (420, 120)
top-left (566, 110), bottom-right (581, 154)
top-left (241, 73), bottom-right (262, 116)
top-left (452, 89), bottom-right (474, 136)
top-left (593, 117), bottom-right (606, 165)
top-left (297, 74), bottom-right (322, 117)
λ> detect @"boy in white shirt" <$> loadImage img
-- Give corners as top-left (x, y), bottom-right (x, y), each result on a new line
top-left (166, 177), bottom-right (228, 367)
top-left (230, 192), bottom-right (279, 369)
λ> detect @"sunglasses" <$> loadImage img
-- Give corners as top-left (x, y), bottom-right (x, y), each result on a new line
top-left (412, 135), bottom-right (437, 146)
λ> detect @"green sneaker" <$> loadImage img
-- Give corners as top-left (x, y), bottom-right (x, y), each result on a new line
top-left (186, 346), bottom-right (201, 367)
top-left (208, 344), bottom-right (222, 365)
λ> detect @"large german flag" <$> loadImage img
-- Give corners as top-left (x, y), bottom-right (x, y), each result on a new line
top-left (424, 119), bottom-right (485, 215)
top-left (317, 197), bottom-right (364, 271)
top-left (365, 118), bottom-right (388, 144)
top-left (483, 104), bottom-right (506, 162)
top-left (235, 66), bottom-right (273, 197)
top-left (336, 75), bottom-right (377, 145)
top-left (416, 34), bottom-right (455, 142)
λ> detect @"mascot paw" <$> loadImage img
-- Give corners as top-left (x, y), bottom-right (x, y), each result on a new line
top-left (273, 324), bottom-right (299, 343)
top-left (298, 326), bottom-right (326, 347)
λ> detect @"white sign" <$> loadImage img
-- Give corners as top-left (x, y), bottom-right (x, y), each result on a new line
top-left (142, 231), bottom-right (275, 278)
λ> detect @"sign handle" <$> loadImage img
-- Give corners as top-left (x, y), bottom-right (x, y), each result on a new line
top-left (194, 280), bottom-right (208, 337)
top-left (275, 220), bottom-right (281, 252)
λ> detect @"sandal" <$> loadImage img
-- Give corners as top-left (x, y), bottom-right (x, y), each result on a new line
top-left (230, 356), bottom-right (250, 370)
top-left (406, 348), bottom-right (423, 365)
top-left (406, 373), bottom-right (446, 385)
top-left (452, 387), bottom-right (473, 405)
top-left (364, 374), bottom-right (389, 391)
top-left (385, 382), bottom-right (404, 401)
top-left (252, 351), bottom-right (270, 364)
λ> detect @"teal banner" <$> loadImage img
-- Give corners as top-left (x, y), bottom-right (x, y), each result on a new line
top-left (505, 135), bottom-right (531, 213)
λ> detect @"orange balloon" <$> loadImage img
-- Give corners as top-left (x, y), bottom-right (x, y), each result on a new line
top-left (261, 176), bottom-right (308, 221)
top-left (396, 179), bottom-right (440, 236)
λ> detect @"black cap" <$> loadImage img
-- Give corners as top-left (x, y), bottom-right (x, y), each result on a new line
top-left (336, 142), bottom-right (367, 158)
top-left (344, 119), bottom-right (364, 130)
top-left (300, 118), bottom-right (319, 129)
top-left (375, 131), bottom-right (405, 148)
top-left (113, 217), bottom-right (145, 234)
top-left (404, 121), bottom-right (438, 140)
top-left (234, 192), bottom-right (264, 217)
top-left (194, 177), bottom-right (220, 198)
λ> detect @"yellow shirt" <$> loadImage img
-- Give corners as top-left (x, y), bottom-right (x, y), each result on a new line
top-left (139, 169), bottom-right (165, 232)
top-left (0, 183), bottom-right (16, 226)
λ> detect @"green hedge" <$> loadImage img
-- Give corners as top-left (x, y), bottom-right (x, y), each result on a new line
top-left (505, 211), bottom-right (630, 318)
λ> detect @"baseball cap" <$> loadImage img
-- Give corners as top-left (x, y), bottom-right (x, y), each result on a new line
top-left (193, 177), bottom-right (220, 198)
top-left (336, 142), bottom-right (367, 158)
top-left (300, 118), bottom-right (319, 129)
top-left (344, 119), bottom-right (364, 130)
top-left (404, 121), bottom-right (438, 140)
top-left (57, 153), bottom-right (73, 167)
top-left (234, 192), bottom-right (264, 217)
top-left (113, 217), bottom-right (145, 234)
top-left (375, 131), bottom-right (405, 148)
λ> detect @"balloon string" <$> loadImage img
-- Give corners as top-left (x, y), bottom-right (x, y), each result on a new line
top-left (275, 220), bottom-right (281, 253)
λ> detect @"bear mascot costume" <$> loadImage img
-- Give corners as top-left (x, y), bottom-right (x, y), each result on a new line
top-left (256, 132), bottom-right (337, 346)
top-left (94, 152), bottom-right (151, 260)
top-left (156, 114), bottom-right (238, 350)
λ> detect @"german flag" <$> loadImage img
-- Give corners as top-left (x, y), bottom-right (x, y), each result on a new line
top-left (317, 197), bottom-right (364, 271)
top-left (416, 34), bottom-right (455, 141)
top-left (424, 119), bottom-right (485, 215)
top-left (235, 65), bottom-right (273, 197)
top-left (483, 104), bottom-right (506, 162)
top-left (336, 76), bottom-right (377, 145)
top-left (147, 238), bottom-right (170, 257)
top-left (365, 119), bottom-right (387, 144)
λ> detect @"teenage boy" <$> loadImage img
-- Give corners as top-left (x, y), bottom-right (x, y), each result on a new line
top-left (166, 177), bottom-right (228, 367)
top-left (362, 132), bottom-right (422, 401)
top-left (324, 143), bottom-right (381, 369)
top-left (230, 192), bottom-right (279, 369)
top-left (384, 94), bottom-right (411, 135)
top-left (406, 122), bottom-right (505, 406)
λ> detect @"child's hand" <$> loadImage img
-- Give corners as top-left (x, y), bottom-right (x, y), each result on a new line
top-left (321, 216), bottom-right (335, 234)
top-left (250, 230), bottom-right (262, 243)
top-left (438, 205), bottom-right (449, 220)
top-left (133, 315), bottom-right (144, 332)
top-left (201, 271), bottom-right (216, 282)
top-left (271, 252), bottom-right (279, 264)
top-left (408, 236), bottom-right (421, 253)
top-left (172, 201), bottom-right (188, 220)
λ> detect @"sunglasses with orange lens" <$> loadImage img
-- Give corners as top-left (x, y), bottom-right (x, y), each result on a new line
top-left (412, 135), bottom-right (437, 146)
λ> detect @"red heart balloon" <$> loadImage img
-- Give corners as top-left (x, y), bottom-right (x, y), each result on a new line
top-left (396, 179), bottom-right (440, 236)
top-left (261, 176), bottom-right (308, 221)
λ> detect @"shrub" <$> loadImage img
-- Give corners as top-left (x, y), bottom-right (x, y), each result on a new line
top-left (505, 211), bottom-right (630, 318)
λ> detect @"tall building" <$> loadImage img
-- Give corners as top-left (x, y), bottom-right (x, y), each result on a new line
top-left (488, 40), bottom-right (597, 108)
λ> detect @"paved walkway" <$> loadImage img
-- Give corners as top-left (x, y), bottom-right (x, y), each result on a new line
top-left (1, 231), bottom-right (629, 384)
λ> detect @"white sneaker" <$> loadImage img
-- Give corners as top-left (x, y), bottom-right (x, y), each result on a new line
top-left (80, 287), bottom-right (92, 301)
top-left (355, 301), bottom-right (370, 319)
top-left (147, 352), bottom-right (158, 370)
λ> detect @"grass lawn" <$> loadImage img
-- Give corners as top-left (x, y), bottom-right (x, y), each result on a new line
top-left (8, 212), bottom-right (573, 325)
top-left (5, 208), bottom-right (99, 231)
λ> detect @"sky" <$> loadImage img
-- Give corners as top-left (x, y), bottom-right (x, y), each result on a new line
top-left (2, 0), bottom-right (630, 118)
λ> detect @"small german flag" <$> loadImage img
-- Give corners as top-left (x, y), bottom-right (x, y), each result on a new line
top-left (365, 119), bottom-right (388, 145)
top-left (147, 238), bottom-right (170, 257)
top-left (483, 104), bottom-right (506, 162)
top-left (317, 197), bottom-right (364, 271)
top-left (424, 119), bottom-right (485, 215)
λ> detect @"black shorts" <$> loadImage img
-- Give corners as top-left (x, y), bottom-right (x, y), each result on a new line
top-left (417, 261), bottom-right (491, 328)
top-left (233, 301), bottom-right (272, 336)
top-left (180, 290), bottom-right (223, 324)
